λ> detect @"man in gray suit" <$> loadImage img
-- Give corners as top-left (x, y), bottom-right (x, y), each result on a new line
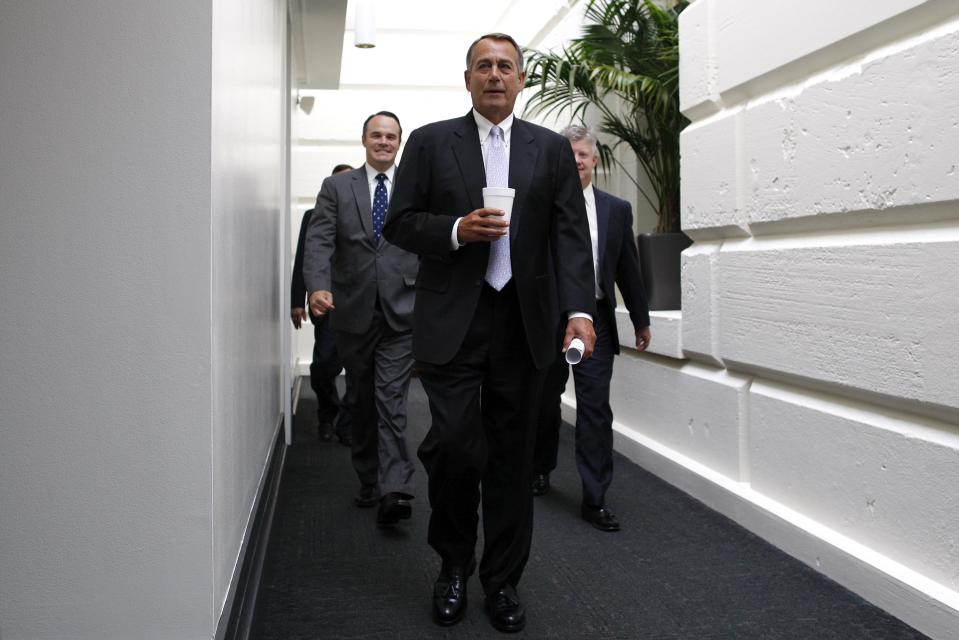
top-left (304, 111), bottom-right (418, 527)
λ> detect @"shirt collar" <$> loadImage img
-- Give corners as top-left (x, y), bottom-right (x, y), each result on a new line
top-left (583, 182), bottom-right (595, 203)
top-left (472, 109), bottom-right (514, 144)
top-left (364, 163), bottom-right (395, 183)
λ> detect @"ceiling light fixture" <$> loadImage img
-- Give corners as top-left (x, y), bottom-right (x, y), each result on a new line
top-left (354, 0), bottom-right (376, 49)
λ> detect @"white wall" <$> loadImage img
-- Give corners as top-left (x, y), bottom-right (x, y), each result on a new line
top-left (211, 0), bottom-right (287, 621)
top-left (0, 1), bottom-right (286, 637)
top-left (586, 1), bottom-right (959, 638)
top-left (0, 2), bottom-right (213, 637)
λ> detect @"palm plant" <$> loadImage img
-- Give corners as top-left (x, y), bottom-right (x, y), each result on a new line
top-left (523, 0), bottom-right (689, 232)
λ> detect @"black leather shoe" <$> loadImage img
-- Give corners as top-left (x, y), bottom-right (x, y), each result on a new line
top-left (334, 430), bottom-right (352, 447)
top-left (485, 584), bottom-right (526, 632)
top-left (317, 420), bottom-right (334, 442)
top-left (432, 560), bottom-right (474, 626)
top-left (531, 473), bottom-right (550, 496)
top-left (581, 504), bottom-right (621, 532)
top-left (353, 485), bottom-right (378, 508)
top-left (376, 492), bottom-right (412, 526)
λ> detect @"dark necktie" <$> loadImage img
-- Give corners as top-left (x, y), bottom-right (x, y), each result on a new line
top-left (372, 173), bottom-right (388, 242)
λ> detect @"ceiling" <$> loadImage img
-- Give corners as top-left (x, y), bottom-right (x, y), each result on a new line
top-left (292, 0), bottom-right (585, 89)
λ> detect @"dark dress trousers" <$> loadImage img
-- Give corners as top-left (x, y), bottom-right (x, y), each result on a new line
top-left (304, 167), bottom-right (419, 497)
top-left (534, 188), bottom-right (650, 508)
top-left (291, 208), bottom-right (348, 435)
top-left (383, 112), bottom-right (596, 595)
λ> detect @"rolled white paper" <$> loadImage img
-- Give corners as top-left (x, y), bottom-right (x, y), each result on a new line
top-left (565, 337), bottom-right (585, 365)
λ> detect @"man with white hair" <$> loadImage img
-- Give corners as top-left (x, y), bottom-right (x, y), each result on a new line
top-left (532, 124), bottom-right (651, 533)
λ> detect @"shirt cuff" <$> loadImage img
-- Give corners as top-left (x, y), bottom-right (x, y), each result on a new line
top-left (568, 312), bottom-right (593, 322)
top-left (450, 217), bottom-right (466, 250)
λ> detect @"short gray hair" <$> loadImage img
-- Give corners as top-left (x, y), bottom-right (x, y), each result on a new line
top-left (466, 33), bottom-right (524, 72)
top-left (559, 124), bottom-right (598, 155)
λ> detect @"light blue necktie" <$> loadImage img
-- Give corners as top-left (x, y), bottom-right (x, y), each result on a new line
top-left (484, 125), bottom-right (511, 290)
top-left (372, 173), bottom-right (387, 243)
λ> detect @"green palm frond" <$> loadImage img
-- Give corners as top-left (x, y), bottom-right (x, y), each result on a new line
top-left (523, 0), bottom-right (689, 232)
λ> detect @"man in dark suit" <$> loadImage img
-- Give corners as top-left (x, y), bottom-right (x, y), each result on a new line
top-left (532, 125), bottom-right (651, 533)
top-left (291, 164), bottom-right (353, 445)
top-left (304, 112), bottom-right (418, 527)
top-left (384, 34), bottom-right (596, 633)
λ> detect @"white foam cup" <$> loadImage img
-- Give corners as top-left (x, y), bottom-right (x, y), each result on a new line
top-left (565, 338), bottom-right (585, 365)
top-left (482, 187), bottom-right (515, 222)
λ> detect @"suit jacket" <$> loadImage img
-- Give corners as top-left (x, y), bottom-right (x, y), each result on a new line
top-left (593, 188), bottom-right (650, 354)
top-left (383, 112), bottom-right (596, 369)
top-left (291, 208), bottom-right (314, 310)
top-left (303, 167), bottom-right (418, 334)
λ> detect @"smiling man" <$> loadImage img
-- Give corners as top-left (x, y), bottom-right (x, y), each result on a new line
top-left (304, 111), bottom-right (419, 529)
top-left (384, 35), bottom-right (596, 633)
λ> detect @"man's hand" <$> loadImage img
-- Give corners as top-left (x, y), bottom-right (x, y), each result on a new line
top-left (635, 326), bottom-right (651, 352)
top-left (563, 317), bottom-right (596, 361)
top-left (308, 290), bottom-right (335, 317)
top-left (291, 307), bottom-right (308, 329)
top-left (456, 208), bottom-right (509, 243)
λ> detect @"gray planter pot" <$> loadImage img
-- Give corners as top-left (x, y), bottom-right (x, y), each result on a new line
top-left (636, 232), bottom-right (692, 311)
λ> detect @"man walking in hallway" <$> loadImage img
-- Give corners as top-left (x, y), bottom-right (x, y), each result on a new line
top-left (532, 124), bottom-right (651, 532)
top-left (384, 34), bottom-right (596, 633)
top-left (291, 163), bottom-right (354, 445)
top-left (304, 112), bottom-right (418, 528)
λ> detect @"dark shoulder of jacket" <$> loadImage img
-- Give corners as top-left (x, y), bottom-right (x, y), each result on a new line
top-left (410, 114), bottom-right (470, 140)
top-left (597, 188), bottom-right (631, 211)
top-left (514, 118), bottom-right (567, 148)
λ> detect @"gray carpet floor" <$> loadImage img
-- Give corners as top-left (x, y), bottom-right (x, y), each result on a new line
top-left (249, 377), bottom-right (929, 639)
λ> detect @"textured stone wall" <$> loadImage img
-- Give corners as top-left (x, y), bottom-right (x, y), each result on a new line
top-left (592, 2), bottom-right (959, 638)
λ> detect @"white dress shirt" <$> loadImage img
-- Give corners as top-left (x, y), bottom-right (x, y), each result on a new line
top-left (583, 183), bottom-right (604, 300)
top-left (476, 110), bottom-right (513, 167)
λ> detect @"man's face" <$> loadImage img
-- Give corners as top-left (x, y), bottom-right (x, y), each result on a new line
top-left (570, 139), bottom-right (598, 189)
top-left (464, 38), bottom-right (526, 124)
top-left (363, 115), bottom-right (401, 169)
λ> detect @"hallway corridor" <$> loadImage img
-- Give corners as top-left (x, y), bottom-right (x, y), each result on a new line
top-left (250, 380), bottom-right (929, 639)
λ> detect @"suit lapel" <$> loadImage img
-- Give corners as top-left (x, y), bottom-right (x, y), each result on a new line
top-left (451, 113), bottom-right (485, 213)
top-left (350, 169), bottom-right (375, 243)
top-left (379, 167), bottom-right (397, 248)
top-left (595, 188), bottom-right (610, 270)
top-left (508, 119), bottom-right (538, 245)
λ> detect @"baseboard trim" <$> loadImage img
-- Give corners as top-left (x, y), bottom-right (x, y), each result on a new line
top-left (215, 414), bottom-right (287, 640)
top-left (559, 397), bottom-right (959, 640)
